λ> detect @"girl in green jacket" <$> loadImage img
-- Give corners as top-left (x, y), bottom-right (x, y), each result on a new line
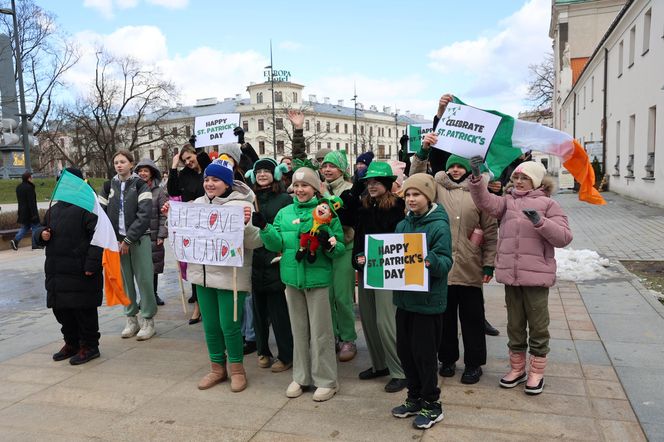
top-left (255, 166), bottom-right (345, 402)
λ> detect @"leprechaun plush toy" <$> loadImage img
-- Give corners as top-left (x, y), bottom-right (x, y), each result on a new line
top-left (295, 196), bottom-right (343, 263)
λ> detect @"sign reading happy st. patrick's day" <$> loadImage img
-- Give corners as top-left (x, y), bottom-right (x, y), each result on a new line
top-left (167, 201), bottom-right (245, 267)
top-left (194, 113), bottom-right (241, 148)
top-left (364, 233), bottom-right (429, 292)
top-left (432, 103), bottom-right (501, 159)
top-left (406, 123), bottom-right (434, 153)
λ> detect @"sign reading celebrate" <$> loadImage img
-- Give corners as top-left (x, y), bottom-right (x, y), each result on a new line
top-left (194, 113), bottom-right (241, 148)
top-left (406, 123), bottom-right (434, 153)
top-left (433, 103), bottom-right (501, 159)
top-left (364, 233), bottom-right (429, 292)
top-left (168, 201), bottom-right (245, 267)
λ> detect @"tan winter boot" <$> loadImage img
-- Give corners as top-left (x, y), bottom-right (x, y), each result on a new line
top-left (230, 362), bottom-right (247, 392)
top-left (525, 355), bottom-right (546, 395)
top-left (198, 362), bottom-right (227, 390)
top-left (499, 350), bottom-right (527, 388)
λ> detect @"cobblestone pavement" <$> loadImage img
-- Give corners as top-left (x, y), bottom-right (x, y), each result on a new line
top-left (0, 191), bottom-right (661, 441)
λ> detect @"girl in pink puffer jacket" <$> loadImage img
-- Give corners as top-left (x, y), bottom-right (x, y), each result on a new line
top-left (467, 158), bottom-right (572, 395)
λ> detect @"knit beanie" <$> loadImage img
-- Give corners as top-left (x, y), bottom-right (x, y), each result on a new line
top-left (322, 150), bottom-right (350, 178)
top-left (315, 148), bottom-right (332, 163)
top-left (402, 173), bottom-right (436, 202)
top-left (218, 143), bottom-right (242, 165)
top-left (204, 159), bottom-right (235, 187)
top-left (511, 161), bottom-right (546, 188)
top-left (63, 167), bottom-right (83, 180)
top-left (292, 167), bottom-right (322, 191)
top-left (445, 154), bottom-right (471, 172)
top-left (356, 151), bottom-right (375, 166)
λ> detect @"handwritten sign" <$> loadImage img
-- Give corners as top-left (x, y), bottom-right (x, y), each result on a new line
top-left (406, 123), bottom-right (434, 153)
top-left (194, 113), bottom-right (241, 148)
top-left (364, 233), bottom-right (428, 292)
top-left (432, 103), bottom-right (501, 159)
top-left (168, 201), bottom-right (244, 267)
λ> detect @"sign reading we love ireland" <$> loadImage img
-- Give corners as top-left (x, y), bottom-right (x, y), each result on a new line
top-left (167, 201), bottom-right (245, 267)
top-left (432, 103), bottom-right (501, 159)
top-left (363, 233), bottom-right (429, 292)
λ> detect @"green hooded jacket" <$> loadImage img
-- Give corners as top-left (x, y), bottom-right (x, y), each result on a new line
top-left (393, 204), bottom-right (453, 314)
top-left (260, 196), bottom-right (346, 289)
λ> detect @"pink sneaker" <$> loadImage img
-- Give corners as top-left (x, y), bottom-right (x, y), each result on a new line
top-left (338, 342), bottom-right (357, 362)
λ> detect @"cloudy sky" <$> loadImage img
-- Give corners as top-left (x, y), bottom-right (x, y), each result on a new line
top-left (43, 0), bottom-right (552, 118)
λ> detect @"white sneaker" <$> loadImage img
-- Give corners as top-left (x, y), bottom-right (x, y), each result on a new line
top-left (286, 381), bottom-right (303, 398)
top-left (136, 318), bottom-right (155, 341)
top-left (121, 316), bottom-right (140, 338)
top-left (312, 386), bottom-right (337, 402)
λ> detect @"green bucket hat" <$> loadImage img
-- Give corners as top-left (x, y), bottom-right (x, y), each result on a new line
top-left (445, 154), bottom-right (471, 172)
top-left (322, 150), bottom-right (350, 178)
top-left (362, 161), bottom-right (396, 180)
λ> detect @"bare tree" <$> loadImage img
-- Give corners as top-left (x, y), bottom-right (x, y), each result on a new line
top-left (263, 100), bottom-right (328, 156)
top-left (59, 49), bottom-right (181, 178)
top-left (0, 0), bottom-right (79, 135)
top-left (526, 52), bottom-right (554, 111)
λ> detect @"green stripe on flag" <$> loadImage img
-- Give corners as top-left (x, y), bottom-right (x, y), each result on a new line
top-left (452, 97), bottom-right (523, 179)
top-left (51, 170), bottom-right (96, 212)
top-left (367, 236), bottom-right (384, 288)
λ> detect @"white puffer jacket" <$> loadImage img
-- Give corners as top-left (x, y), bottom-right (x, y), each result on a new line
top-left (186, 181), bottom-right (262, 292)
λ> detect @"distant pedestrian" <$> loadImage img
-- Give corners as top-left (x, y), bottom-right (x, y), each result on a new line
top-left (468, 157), bottom-right (573, 395)
top-left (135, 158), bottom-right (169, 306)
top-left (11, 171), bottom-right (40, 250)
top-left (35, 168), bottom-right (103, 365)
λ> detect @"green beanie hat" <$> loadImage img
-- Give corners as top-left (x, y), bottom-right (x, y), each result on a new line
top-left (445, 155), bottom-right (471, 172)
top-left (322, 150), bottom-right (350, 178)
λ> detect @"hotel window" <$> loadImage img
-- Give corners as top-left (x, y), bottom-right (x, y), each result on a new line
top-left (628, 26), bottom-right (635, 67)
top-left (643, 9), bottom-right (651, 55)
top-left (149, 149), bottom-right (154, 160)
top-left (344, 123), bottom-right (348, 134)
top-left (276, 118), bottom-right (283, 130)
top-left (242, 120), bottom-right (249, 132)
top-left (258, 119), bottom-right (264, 131)
top-left (583, 86), bottom-right (586, 109)
top-left (360, 126), bottom-right (364, 135)
top-left (257, 92), bottom-right (263, 104)
top-left (293, 92), bottom-right (298, 102)
top-left (327, 142), bottom-right (331, 149)
top-left (185, 125), bottom-right (191, 136)
top-left (618, 40), bottom-right (624, 76)
top-left (259, 141), bottom-right (265, 155)
top-left (336, 142), bottom-right (340, 150)
top-left (277, 140), bottom-right (284, 154)
top-left (275, 91), bottom-right (283, 102)
top-left (335, 123), bottom-right (339, 133)
top-left (590, 77), bottom-right (594, 102)
top-left (305, 120), bottom-right (310, 131)
top-left (326, 122), bottom-right (330, 133)
top-left (388, 128), bottom-right (391, 137)
top-left (316, 121), bottom-right (321, 132)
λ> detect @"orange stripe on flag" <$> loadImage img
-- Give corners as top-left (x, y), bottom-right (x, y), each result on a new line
top-left (404, 233), bottom-right (424, 286)
top-left (102, 249), bottom-right (131, 306)
top-left (563, 140), bottom-right (606, 205)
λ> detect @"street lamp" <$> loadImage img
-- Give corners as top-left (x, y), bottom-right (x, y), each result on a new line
top-left (0, 0), bottom-right (30, 172)
top-left (265, 40), bottom-right (277, 159)
top-left (351, 87), bottom-right (358, 160)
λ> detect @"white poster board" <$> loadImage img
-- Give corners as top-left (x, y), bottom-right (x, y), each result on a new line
top-left (363, 233), bottom-right (429, 292)
top-left (432, 103), bottom-right (501, 159)
top-left (194, 113), bottom-right (241, 148)
top-left (168, 201), bottom-right (244, 267)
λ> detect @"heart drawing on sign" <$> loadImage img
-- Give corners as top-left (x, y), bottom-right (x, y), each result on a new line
top-left (183, 238), bottom-right (190, 247)
top-left (209, 212), bottom-right (218, 229)
top-left (220, 240), bottom-right (229, 259)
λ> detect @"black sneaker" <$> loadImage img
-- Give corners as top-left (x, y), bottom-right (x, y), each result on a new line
top-left (52, 344), bottom-right (79, 361)
top-left (10, 239), bottom-right (18, 251)
top-left (243, 340), bottom-right (257, 355)
top-left (155, 294), bottom-right (165, 306)
top-left (384, 378), bottom-right (408, 393)
top-left (391, 398), bottom-right (421, 418)
top-left (485, 319), bottom-right (500, 336)
top-left (412, 400), bottom-right (444, 429)
top-left (461, 366), bottom-right (483, 384)
top-left (359, 367), bottom-right (389, 380)
top-left (69, 347), bottom-right (100, 365)
top-left (438, 362), bottom-right (456, 377)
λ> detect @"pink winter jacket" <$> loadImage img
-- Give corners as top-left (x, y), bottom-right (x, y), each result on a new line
top-left (468, 176), bottom-right (572, 287)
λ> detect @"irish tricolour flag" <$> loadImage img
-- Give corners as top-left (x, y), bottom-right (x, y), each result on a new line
top-left (51, 170), bottom-right (130, 306)
top-left (364, 233), bottom-right (429, 292)
top-left (448, 97), bottom-right (605, 205)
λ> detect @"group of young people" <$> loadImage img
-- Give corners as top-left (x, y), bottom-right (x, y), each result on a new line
top-left (37, 93), bottom-right (572, 430)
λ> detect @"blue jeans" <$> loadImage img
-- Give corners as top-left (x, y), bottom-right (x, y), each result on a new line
top-left (242, 293), bottom-right (256, 342)
top-left (16, 222), bottom-right (41, 248)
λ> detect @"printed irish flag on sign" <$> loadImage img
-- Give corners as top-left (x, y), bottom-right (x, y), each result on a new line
top-left (51, 170), bottom-right (130, 306)
top-left (364, 233), bottom-right (428, 292)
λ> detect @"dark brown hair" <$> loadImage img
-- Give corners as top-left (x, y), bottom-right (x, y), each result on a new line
top-left (112, 149), bottom-right (134, 163)
top-left (362, 185), bottom-right (398, 210)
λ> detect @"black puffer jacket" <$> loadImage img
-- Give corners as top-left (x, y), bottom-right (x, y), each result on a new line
top-left (16, 180), bottom-right (39, 225)
top-left (35, 202), bottom-right (103, 309)
top-left (167, 151), bottom-right (211, 202)
top-left (352, 197), bottom-right (406, 271)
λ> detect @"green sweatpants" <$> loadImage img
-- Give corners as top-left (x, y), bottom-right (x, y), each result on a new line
top-left (329, 247), bottom-right (357, 342)
top-left (285, 285), bottom-right (338, 389)
top-left (504, 285), bottom-right (550, 357)
top-left (121, 235), bottom-right (156, 319)
top-left (358, 282), bottom-right (404, 379)
top-left (197, 286), bottom-right (247, 364)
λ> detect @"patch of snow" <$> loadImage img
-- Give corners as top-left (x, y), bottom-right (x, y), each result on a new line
top-left (555, 248), bottom-right (612, 281)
